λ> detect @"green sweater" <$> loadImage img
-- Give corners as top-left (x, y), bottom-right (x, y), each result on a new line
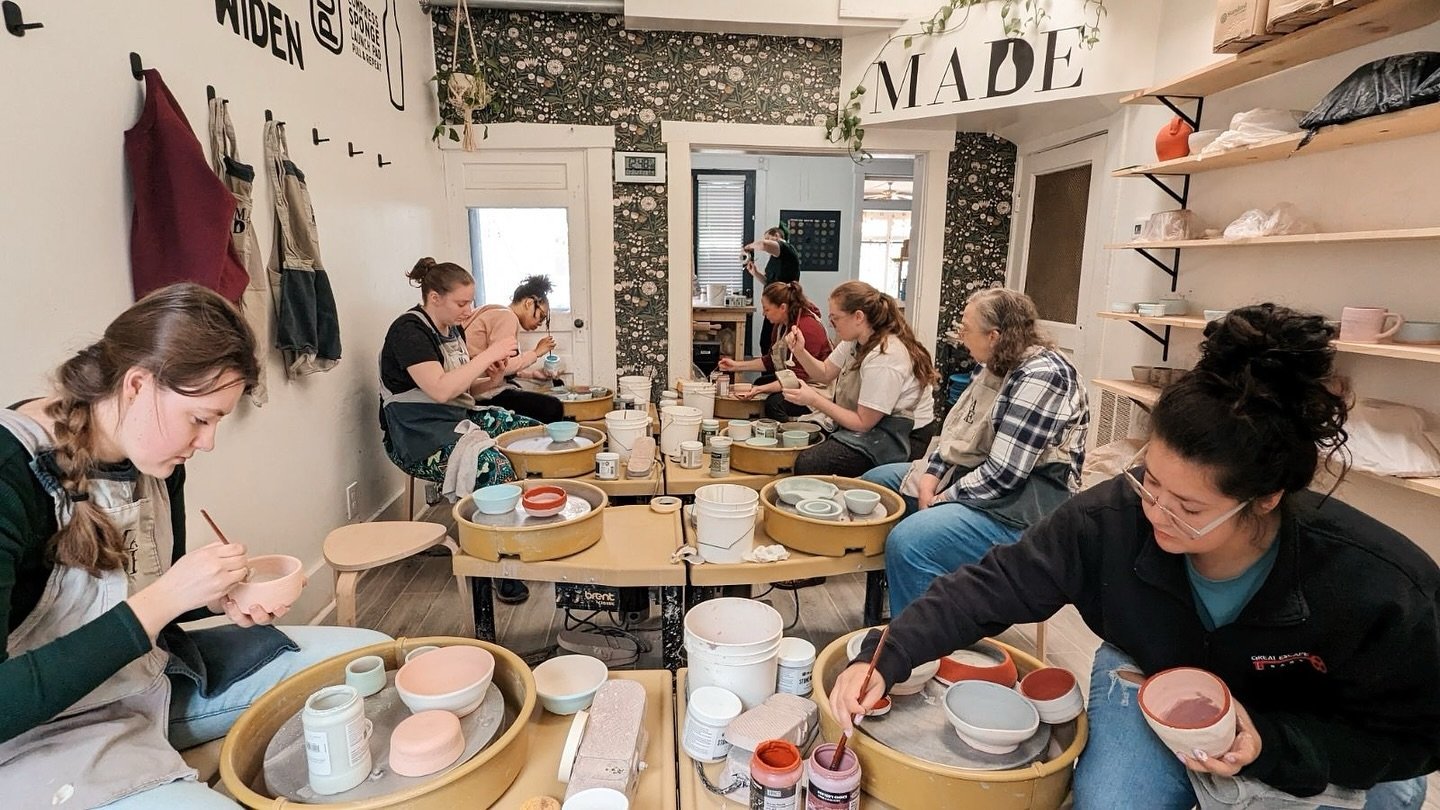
top-left (0, 428), bottom-right (186, 744)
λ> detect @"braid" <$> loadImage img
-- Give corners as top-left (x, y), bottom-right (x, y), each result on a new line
top-left (44, 356), bottom-right (125, 574)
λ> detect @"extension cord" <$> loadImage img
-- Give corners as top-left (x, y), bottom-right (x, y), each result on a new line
top-left (557, 629), bottom-right (637, 666)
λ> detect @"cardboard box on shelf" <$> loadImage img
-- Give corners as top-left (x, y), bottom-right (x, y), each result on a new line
top-left (1214, 0), bottom-right (1275, 53)
top-left (1267, 0), bottom-right (1340, 33)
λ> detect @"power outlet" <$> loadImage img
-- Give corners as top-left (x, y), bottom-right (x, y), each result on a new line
top-left (345, 482), bottom-right (359, 521)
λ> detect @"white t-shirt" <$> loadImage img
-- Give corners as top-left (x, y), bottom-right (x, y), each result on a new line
top-left (827, 337), bottom-right (931, 427)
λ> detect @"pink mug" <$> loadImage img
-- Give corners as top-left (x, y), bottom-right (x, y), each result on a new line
top-left (1339, 307), bottom-right (1404, 343)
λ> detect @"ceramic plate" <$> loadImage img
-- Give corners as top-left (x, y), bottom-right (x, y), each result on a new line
top-left (858, 677), bottom-right (1054, 771)
top-left (263, 673), bottom-right (509, 802)
top-left (505, 436), bottom-right (596, 453)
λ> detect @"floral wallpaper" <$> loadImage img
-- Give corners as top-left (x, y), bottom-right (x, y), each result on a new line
top-left (431, 10), bottom-right (842, 385)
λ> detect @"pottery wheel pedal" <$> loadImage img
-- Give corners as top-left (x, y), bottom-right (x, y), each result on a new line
top-left (557, 680), bottom-right (648, 802)
top-left (557, 629), bottom-right (639, 666)
top-left (625, 436), bottom-right (657, 478)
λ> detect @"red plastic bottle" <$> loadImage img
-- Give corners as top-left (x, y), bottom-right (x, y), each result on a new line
top-left (750, 739), bottom-right (803, 810)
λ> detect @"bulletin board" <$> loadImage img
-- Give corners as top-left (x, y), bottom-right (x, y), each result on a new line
top-left (780, 209), bottom-right (842, 273)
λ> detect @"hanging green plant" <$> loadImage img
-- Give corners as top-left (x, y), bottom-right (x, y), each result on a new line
top-left (827, 0), bottom-right (1108, 162)
top-left (432, 8), bottom-right (493, 150)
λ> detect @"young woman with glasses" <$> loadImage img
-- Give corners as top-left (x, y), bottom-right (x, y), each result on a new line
top-left (830, 304), bottom-right (1438, 809)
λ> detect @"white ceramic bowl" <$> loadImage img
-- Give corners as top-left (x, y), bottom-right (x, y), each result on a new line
top-left (1136, 303), bottom-right (1167, 317)
top-left (473, 483), bottom-right (523, 515)
top-left (844, 630), bottom-right (940, 695)
top-left (1204, 309), bottom-right (1229, 322)
top-left (775, 477), bottom-right (840, 505)
top-left (533, 654), bottom-right (609, 715)
top-left (395, 645), bottom-right (495, 717)
top-left (563, 787), bottom-right (630, 810)
top-left (1110, 301), bottom-right (1137, 312)
top-left (842, 489), bottom-right (881, 515)
top-left (796, 498), bottom-right (844, 521)
top-left (943, 680), bottom-right (1040, 754)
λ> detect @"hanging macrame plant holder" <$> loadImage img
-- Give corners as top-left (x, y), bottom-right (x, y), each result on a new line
top-left (446, 9), bottom-right (492, 151)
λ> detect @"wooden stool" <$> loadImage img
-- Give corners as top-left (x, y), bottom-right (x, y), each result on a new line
top-left (323, 521), bottom-right (469, 631)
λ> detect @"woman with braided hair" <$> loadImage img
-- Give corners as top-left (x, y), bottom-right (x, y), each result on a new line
top-left (0, 284), bottom-right (386, 808)
top-left (832, 304), bottom-right (1438, 809)
top-left (718, 281), bottom-right (832, 421)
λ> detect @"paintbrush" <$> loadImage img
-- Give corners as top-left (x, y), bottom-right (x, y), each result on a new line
top-left (201, 509), bottom-right (252, 582)
top-left (832, 624), bottom-right (890, 769)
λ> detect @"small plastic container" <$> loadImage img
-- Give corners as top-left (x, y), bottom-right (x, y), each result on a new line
top-left (681, 685), bottom-right (743, 763)
top-left (776, 638), bottom-right (816, 697)
top-left (679, 440), bottom-right (705, 470)
top-left (699, 418), bottom-right (720, 446)
top-left (708, 436), bottom-right (733, 478)
top-left (595, 452), bottom-right (620, 481)
top-left (806, 743), bottom-right (861, 809)
top-left (750, 739), bottom-right (803, 810)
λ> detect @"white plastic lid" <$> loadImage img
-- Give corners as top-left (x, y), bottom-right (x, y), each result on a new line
top-left (709, 436), bottom-right (733, 448)
top-left (680, 440), bottom-right (704, 450)
top-left (778, 637), bottom-right (816, 666)
top-left (595, 452), bottom-right (619, 460)
top-left (688, 685), bottom-right (743, 725)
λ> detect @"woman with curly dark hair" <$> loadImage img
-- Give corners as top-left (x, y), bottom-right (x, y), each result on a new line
top-left (834, 304), bottom-right (1438, 809)
top-left (462, 273), bottom-right (565, 423)
top-left (862, 287), bottom-right (1090, 613)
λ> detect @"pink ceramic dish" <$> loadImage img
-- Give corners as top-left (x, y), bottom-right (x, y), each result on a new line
top-left (396, 645), bottom-right (495, 716)
top-left (522, 485), bottom-right (568, 518)
top-left (389, 710), bottom-right (465, 777)
top-left (227, 554), bottom-right (306, 613)
top-left (1138, 667), bottom-right (1237, 757)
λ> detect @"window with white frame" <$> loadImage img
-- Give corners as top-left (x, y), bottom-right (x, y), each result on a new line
top-left (858, 178), bottom-right (913, 299)
top-left (693, 171), bottom-right (755, 295)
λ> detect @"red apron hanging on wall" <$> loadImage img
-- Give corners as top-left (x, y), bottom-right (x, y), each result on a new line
top-left (125, 69), bottom-right (248, 303)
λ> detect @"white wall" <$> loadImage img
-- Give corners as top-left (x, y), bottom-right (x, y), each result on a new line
top-left (1080, 4), bottom-right (1440, 562)
top-left (0, 0), bottom-right (447, 620)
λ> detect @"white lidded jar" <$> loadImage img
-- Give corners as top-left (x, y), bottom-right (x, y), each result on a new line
top-left (682, 685), bottom-right (744, 763)
top-left (775, 637), bottom-right (816, 697)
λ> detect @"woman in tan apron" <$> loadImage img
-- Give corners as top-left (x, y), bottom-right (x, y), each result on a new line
top-left (781, 281), bottom-right (938, 477)
top-left (461, 274), bottom-right (564, 423)
top-left (719, 281), bottom-right (832, 421)
top-left (0, 285), bottom-right (387, 808)
top-left (379, 258), bottom-right (537, 604)
top-left (861, 288), bottom-right (1089, 614)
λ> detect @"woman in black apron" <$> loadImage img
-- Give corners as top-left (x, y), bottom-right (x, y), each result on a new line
top-left (783, 281), bottom-right (938, 477)
top-left (0, 284), bottom-right (387, 808)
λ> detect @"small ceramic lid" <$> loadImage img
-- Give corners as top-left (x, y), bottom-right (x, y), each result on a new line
top-left (389, 710), bottom-right (465, 777)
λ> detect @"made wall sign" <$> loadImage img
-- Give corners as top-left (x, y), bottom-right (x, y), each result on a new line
top-left (213, 0), bottom-right (405, 110)
top-left (838, 0), bottom-right (1161, 127)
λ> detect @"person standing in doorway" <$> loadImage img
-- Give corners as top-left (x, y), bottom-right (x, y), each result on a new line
top-left (744, 226), bottom-right (802, 355)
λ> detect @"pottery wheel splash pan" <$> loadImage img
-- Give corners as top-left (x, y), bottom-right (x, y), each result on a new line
top-left (757, 476), bottom-right (905, 557)
top-left (727, 432), bottom-right (823, 475)
top-left (263, 674), bottom-right (508, 803)
top-left (454, 479), bottom-right (608, 562)
top-left (857, 678), bottom-right (1055, 772)
top-left (497, 425), bottom-right (606, 479)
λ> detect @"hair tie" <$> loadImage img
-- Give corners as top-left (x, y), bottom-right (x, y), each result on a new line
top-left (67, 491), bottom-right (89, 502)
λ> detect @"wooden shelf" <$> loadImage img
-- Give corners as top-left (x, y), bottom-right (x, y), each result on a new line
top-left (1122, 0), bottom-right (1440, 104)
top-left (1099, 313), bottom-right (1440, 364)
top-left (1092, 378), bottom-right (1161, 407)
top-left (1341, 468), bottom-right (1440, 500)
top-left (1112, 102), bottom-right (1440, 178)
top-left (1106, 227), bottom-right (1440, 250)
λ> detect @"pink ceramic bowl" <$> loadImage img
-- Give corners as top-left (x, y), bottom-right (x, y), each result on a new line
top-left (1138, 667), bottom-right (1237, 757)
top-left (227, 555), bottom-right (305, 613)
top-left (522, 485), bottom-right (568, 518)
top-left (934, 640), bottom-right (1017, 687)
top-left (389, 709), bottom-right (465, 777)
top-left (396, 645), bottom-right (495, 716)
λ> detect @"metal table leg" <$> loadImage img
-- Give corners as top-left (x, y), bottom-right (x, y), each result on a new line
top-left (863, 569), bottom-right (887, 627)
top-left (470, 577), bottom-right (496, 642)
top-left (660, 585), bottom-right (684, 670)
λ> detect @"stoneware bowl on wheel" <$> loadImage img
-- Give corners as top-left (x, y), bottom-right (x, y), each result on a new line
top-left (396, 645), bottom-right (496, 716)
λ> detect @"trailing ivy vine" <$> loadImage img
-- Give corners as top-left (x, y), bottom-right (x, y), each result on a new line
top-left (826, 0), bottom-right (1107, 162)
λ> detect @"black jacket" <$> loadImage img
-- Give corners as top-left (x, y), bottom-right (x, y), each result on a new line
top-left (871, 474), bottom-right (1440, 797)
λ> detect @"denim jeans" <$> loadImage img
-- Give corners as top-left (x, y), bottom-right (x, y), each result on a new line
top-left (1075, 643), bottom-right (1428, 810)
top-left (860, 462), bottom-right (1023, 615)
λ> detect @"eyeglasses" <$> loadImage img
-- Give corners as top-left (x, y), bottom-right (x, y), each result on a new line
top-left (1122, 444), bottom-right (1250, 540)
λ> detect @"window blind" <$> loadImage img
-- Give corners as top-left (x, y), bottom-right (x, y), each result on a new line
top-left (695, 174), bottom-right (747, 291)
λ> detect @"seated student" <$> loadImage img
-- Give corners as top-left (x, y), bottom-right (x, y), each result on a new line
top-left (0, 284), bottom-right (388, 809)
top-left (462, 274), bottom-right (564, 424)
top-left (380, 258), bottom-right (538, 604)
top-left (718, 281), bottom-right (832, 421)
top-left (862, 288), bottom-right (1089, 614)
top-left (832, 304), bottom-right (1439, 810)
top-left (782, 281), bottom-right (937, 478)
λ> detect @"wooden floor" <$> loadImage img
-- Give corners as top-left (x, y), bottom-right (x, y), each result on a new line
top-left (348, 507), bottom-right (1438, 808)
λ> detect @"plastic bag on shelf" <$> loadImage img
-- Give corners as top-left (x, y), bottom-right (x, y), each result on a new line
top-left (1199, 108), bottom-right (1304, 156)
top-left (1299, 52), bottom-right (1440, 134)
top-left (1222, 203), bottom-right (1317, 239)
top-left (1345, 399), bottom-right (1440, 478)
top-left (1139, 209), bottom-right (1205, 242)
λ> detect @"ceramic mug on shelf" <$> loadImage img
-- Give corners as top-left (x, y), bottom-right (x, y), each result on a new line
top-left (1339, 307), bottom-right (1404, 343)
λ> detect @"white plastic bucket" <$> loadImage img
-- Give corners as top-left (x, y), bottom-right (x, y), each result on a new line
top-left (683, 382), bottom-right (717, 419)
top-left (604, 409), bottom-right (652, 462)
top-left (618, 375), bottom-right (651, 405)
top-left (659, 405), bottom-right (703, 459)
top-left (706, 283), bottom-right (729, 306)
top-left (684, 598), bottom-right (783, 710)
top-left (693, 484), bottom-right (758, 564)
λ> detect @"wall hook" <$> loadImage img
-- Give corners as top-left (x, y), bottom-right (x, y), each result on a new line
top-left (130, 52), bottom-right (144, 80)
top-left (347, 142), bottom-right (364, 157)
top-left (312, 128), bottom-right (329, 145)
top-left (3, 1), bottom-right (44, 37)
top-left (377, 154), bottom-right (392, 168)
top-left (265, 110), bottom-right (285, 128)
top-left (206, 85), bottom-right (228, 105)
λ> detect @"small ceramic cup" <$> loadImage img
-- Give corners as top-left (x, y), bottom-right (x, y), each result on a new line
top-left (781, 430), bottom-right (809, 448)
top-left (1138, 667), bottom-right (1237, 758)
top-left (1018, 666), bottom-right (1085, 724)
top-left (405, 645), bottom-right (441, 664)
top-left (842, 489), bottom-right (881, 516)
top-left (345, 655), bottom-right (387, 698)
top-left (728, 419), bottom-right (753, 440)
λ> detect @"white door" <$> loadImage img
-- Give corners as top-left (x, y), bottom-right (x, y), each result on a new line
top-left (1010, 133), bottom-right (1109, 365)
top-left (444, 150), bottom-right (592, 384)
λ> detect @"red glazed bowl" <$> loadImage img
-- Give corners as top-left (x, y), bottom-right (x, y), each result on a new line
top-left (521, 485), bottom-right (568, 518)
top-left (934, 640), bottom-right (1017, 687)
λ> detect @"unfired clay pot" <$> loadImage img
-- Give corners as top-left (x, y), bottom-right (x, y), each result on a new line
top-left (389, 709), bottom-right (465, 777)
top-left (227, 555), bottom-right (305, 613)
top-left (396, 645), bottom-right (496, 716)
